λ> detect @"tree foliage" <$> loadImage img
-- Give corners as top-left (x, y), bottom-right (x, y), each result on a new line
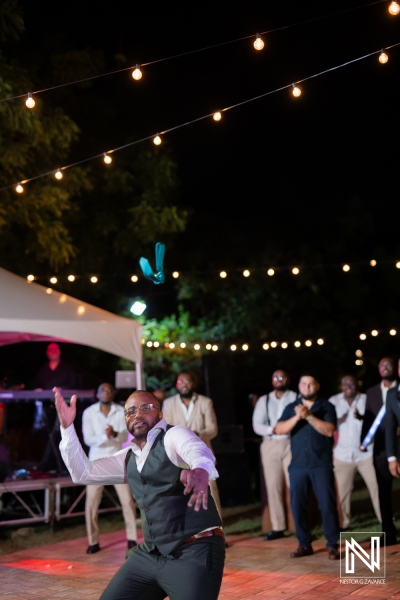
top-left (0, 0), bottom-right (187, 280)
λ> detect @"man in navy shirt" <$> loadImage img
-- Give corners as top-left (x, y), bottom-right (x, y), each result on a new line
top-left (275, 372), bottom-right (340, 560)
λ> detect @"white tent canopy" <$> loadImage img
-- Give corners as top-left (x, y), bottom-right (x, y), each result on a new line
top-left (0, 267), bottom-right (143, 387)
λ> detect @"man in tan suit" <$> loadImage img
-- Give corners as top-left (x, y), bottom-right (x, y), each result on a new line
top-left (162, 372), bottom-right (224, 522)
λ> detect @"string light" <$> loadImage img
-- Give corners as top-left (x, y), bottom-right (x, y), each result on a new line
top-left (131, 65), bottom-right (143, 80)
top-left (243, 270), bottom-right (250, 277)
top-left (220, 271), bottom-right (227, 278)
top-left (292, 83), bottom-right (302, 97)
top-left (172, 271), bottom-right (180, 278)
top-left (67, 275), bottom-right (75, 282)
top-left (213, 111), bottom-right (222, 121)
top-left (50, 277), bottom-right (57, 284)
top-left (292, 267), bottom-right (300, 275)
top-left (103, 152), bottom-right (112, 164)
top-left (55, 169), bottom-right (63, 180)
top-left (370, 259), bottom-right (377, 266)
top-left (267, 268), bottom-right (275, 276)
top-left (15, 183), bottom-right (24, 193)
top-left (379, 50), bottom-right (389, 63)
top-left (342, 264), bottom-right (350, 272)
top-left (25, 92), bottom-right (35, 108)
top-left (90, 276), bottom-right (98, 283)
top-left (153, 134), bottom-right (162, 146)
top-left (388, 1), bottom-right (400, 15)
top-left (131, 275), bottom-right (139, 282)
top-left (253, 33), bottom-right (265, 51)
top-left (3, 41), bottom-right (400, 194)
top-left (27, 274), bottom-right (35, 281)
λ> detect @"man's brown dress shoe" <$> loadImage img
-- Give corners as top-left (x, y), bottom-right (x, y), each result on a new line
top-left (290, 545), bottom-right (314, 558)
top-left (327, 546), bottom-right (340, 560)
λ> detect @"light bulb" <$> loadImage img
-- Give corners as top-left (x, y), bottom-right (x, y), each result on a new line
top-left (213, 111), bottom-right (222, 121)
top-left (132, 65), bottom-right (143, 80)
top-left (253, 33), bottom-right (264, 51)
top-left (388, 1), bottom-right (400, 15)
top-left (55, 169), bottom-right (63, 180)
top-left (16, 183), bottom-right (24, 193)
top-left (103, 152), bottom-right (112, 164)
top-left (292, 84), bottom-right (301, 98)
top-left (379, 51), bottom-right (389, 64)
top-left (26, 93), bottom-right (35, 108)
top-left (153, 134), bottom-right (162, 146)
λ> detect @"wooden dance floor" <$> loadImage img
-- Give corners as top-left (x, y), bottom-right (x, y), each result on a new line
top-left (1, 529), bottom-right (400, 599)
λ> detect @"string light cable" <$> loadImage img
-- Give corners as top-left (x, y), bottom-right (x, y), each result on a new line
top-left (1, 40), bottom-right (399, 195)
top-left (0, 0), bottom-right (390, 107)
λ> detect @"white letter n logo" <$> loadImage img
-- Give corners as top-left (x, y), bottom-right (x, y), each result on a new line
top-left (345, 536), bottom-right (380, 573)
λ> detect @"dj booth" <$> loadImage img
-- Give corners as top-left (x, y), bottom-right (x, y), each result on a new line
top-left (0, 389), bottom-right (125, 527)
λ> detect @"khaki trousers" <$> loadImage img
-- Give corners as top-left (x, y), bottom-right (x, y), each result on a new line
top-left (260, 437), bottom-right (292, 531)
top-left (85, 483), bottom-right (138, 545)
top-left (333, 456), bottom-right (382, 529)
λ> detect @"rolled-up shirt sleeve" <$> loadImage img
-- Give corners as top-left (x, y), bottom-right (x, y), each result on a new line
top-left (164, 425), bottom-right (219, 480)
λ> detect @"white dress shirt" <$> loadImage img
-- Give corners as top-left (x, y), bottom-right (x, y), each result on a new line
top-left (82, 401), bottom-right (128, 460)
top-left (252, 390), bottom-right (297, 439)
top-left (329, 392), bottom-right (372, 462)
top-left (59, 418), bottom-right (219, 485)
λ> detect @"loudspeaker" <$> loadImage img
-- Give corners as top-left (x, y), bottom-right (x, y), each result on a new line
top-left (202, 354), bottom-right (235, 425)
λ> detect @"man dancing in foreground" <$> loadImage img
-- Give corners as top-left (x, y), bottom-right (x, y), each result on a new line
top-left (54, 387), bottom-right (225, 600)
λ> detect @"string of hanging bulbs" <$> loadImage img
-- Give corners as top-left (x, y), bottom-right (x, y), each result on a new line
top-left (6, 38), bottom-right (400, 196)
top-left (141, 328), bottom-right (398, 362)
top-left (1, 1), bottom-right (398, 194)
top-left (1, 0), bottom-right (396, 108)
top-left (24, 257), bottom-right (400, 287)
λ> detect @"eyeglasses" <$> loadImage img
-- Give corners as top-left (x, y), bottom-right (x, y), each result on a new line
top-left (272, 376), bottom-right (286, 382)
top-left (124, 404), bottom-right (160, 418)
top-left (177, 379), bottom-right (191, 385)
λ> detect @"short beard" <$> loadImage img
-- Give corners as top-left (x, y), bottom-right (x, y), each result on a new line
top-left (382, 374), bottom-right (396, 381)
top-left (274, 384), bottom-right (288, 392)
top-left (301, 393), bottom-right (317, 402)
top-left (179, 392), bottom-right (192, 399)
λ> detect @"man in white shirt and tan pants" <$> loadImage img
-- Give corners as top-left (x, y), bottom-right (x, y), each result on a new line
top-left (328, 374), bottom-right (381, 530)
top-left (252, 369), bottom-right (296, 540)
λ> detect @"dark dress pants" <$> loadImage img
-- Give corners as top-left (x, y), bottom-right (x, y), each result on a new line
top-left (99, 536), bottom-right (225, 600)
top-left (289, 465), bottom-right (340, 548)
top-left (374, 454), bottom-right (397, 542)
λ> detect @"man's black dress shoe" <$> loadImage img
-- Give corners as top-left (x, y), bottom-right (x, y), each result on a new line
top-left (86, 543), bottom-right (100, 554)
top-left (263, 530), bottom-right (285, 541)
top-left (127, 540), bottom-right (137, 550)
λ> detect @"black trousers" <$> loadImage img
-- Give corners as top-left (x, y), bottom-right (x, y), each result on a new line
top-left (374, 454), bottom-right (397, 542)
top-left (99, 537), bottom-right (225, 600)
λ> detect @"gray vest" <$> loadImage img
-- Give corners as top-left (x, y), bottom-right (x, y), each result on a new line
top-left (126, 427), bottom-right (222, 555)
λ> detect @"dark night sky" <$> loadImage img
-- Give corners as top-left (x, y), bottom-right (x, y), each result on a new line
top-left (19, 0), bottom-right (400, 250)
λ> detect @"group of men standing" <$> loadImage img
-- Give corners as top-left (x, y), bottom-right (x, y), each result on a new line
top-left (252, 357), bottom-right (400, 560)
